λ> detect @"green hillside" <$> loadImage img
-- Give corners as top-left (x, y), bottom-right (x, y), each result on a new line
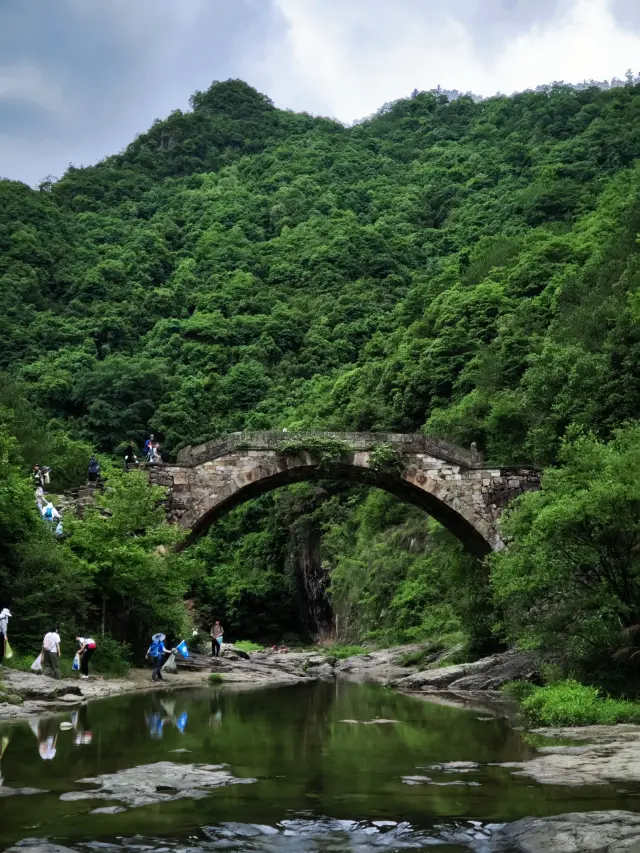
top-left (1, 79), bottom-right (638, 686)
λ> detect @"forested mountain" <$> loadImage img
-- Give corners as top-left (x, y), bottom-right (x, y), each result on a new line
top-left (1, 79), bottom-right (638, 684)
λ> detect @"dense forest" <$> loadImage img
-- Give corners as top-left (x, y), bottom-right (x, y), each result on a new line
top-left (0, 79), bottom-right (638, 687)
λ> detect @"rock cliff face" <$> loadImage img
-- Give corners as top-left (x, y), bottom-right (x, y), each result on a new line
top-left (286, 519), bottom-right (332, 640)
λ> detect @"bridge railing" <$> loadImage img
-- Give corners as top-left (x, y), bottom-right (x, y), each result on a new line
top-left (176, 431), bottom-right (483, 468)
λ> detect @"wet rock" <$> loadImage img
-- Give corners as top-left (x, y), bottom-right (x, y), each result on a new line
top-left (0, 785), bottom-right (47, 798)
top-left (497, 810), bottom-right (640, 852)
top-left (89, 806), bottom-right (127, 815)
top-left (334, 644), bottom-right (425, 683)
top-left (4, 844), bottom-right (80, 853)
top-left (59, 762), bottom-right (257, 808)
top-left (501, 724), bottom-right (640, 786)
top-left (401, 775), bottom-right (432, 785)
top-left (339, 718), bottom-right (398, 724)
top-left (423, 761), bottom-right (479, 772)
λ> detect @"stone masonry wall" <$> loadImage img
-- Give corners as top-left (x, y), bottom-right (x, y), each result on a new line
top-left (148, 433), bottom-right (540, 555)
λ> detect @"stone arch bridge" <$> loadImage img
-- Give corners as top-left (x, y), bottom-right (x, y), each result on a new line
top-left (148, 432), bottom-right (539, 558)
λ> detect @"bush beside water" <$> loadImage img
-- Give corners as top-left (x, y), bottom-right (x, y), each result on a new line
top-left (504, 680), bottom-right (640, 726)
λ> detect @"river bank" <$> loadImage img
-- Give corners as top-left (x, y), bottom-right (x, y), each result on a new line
top-left (0, 647), bottom-right (338, 720)
top-left (2, 650), bottom-right (640, 853)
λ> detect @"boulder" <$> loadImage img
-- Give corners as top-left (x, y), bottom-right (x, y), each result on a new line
top-left (497, 811), bottom-right (640, 852)
top-left (59, 761), bottom-right (257, 809)
top-left (393, 650), bottom-right (539, 692)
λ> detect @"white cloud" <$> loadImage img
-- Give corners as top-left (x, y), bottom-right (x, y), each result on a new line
top-left (0, 63), bottom-right (65, 113)
top-left (261, 0), bottom-right (640, 121)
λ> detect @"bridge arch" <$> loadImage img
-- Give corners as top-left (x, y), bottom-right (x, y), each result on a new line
top-left (149, 432), bottom-right (540, 559)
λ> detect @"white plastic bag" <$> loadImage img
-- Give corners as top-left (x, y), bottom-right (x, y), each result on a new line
top-left (31, 653), bottom-right (43, 672)
top-left (4, 640), bottom-right (13, 660)
top-left (161, 651), bottom-right (178, 674)
top-left (72, 652), bottom-right (80, 672)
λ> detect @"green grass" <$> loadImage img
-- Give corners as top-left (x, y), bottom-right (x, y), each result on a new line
top-left (506, 679), bottom-right (640, 726)
top-left (209, 673), bottom-right (224, 683)
top-left (233, 640), bottom-right (264, 653)
top-left (325, 645), bottom-right (368, 660)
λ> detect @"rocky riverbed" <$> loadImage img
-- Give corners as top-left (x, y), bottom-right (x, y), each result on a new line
top-left (4, 812), bottom-right (640, 852)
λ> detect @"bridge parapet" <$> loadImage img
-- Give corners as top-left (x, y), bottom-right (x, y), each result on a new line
top-left (176, 430), bottom-right (483, 469)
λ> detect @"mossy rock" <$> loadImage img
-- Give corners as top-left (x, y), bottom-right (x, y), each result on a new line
top-left (0, 692), bottom-right (24, 706)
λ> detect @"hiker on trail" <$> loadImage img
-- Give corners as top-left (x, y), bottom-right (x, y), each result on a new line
top-left (33, 466), bottom-right (44, 489)
top-left (147, 633), bottom-right (172, 682)
top-left (35, 486), bottom-right (45, 512)
top-left (42, 466), bottom-right (51, 485)
top-left (55, 520), bottom-right (64, 537)
top-left (124, 442), bottom-right (139, 469)
top-left (88, 456), bottom-right (100, 483)
top-left (42, 628), bottom-right (62, 679)
top-left (41, 502), bottom-right (60, 523)
top-left (75, 636), bottom-right (97, 679)
top-left (144, 434), bottom-right (155, 460)
top-left (0, 609), bottom-right (11, 666)
top-left (149, 442), bottom-right (162, 464)
top-left (211, 621), bottom-right (224, 657)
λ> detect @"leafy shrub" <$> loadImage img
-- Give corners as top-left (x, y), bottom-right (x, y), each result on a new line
top-left (277, 437), bottom-right (351, 470)
top-left (234, 640), bottom-right (263, 653)
top-left (91, 636), bottom-right (132, 676)
top-left (209, 672), bottom-right (224, 683)
top-left (326, 644), bottom-right (368, 659)
top-left (519, 680), bottom-right (640, 726)
top-left (368, 443), bottom-right (405, 474)
top-left (501, 680), bottom-right (536, 702)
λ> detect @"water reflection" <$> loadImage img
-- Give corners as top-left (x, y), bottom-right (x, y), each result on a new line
top-left (0, 680), bottom-right (638, 850)
top-left (145, 697), bottom-right (189, 739)
top-left (28, 718), bottom-right (58, 761)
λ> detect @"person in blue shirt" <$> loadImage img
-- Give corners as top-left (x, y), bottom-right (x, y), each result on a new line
top-left (146, 634), bottom-right (171, 682)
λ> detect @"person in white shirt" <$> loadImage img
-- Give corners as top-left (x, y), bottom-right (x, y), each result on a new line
top-left (0, 608), bottom-right (10, 666)
top-left (42, 628), bottom-right (62, 679)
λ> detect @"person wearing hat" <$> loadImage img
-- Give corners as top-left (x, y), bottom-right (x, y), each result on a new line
top-left (0, 609), bottom-right (11, 665)
top-left (146, 633), bottom-right (171, 682)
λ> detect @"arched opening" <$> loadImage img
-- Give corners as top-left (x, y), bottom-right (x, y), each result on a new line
top-left (181, 462), bottom-right (495, 560)
top-left (166, 451), bottom-right (506, 652)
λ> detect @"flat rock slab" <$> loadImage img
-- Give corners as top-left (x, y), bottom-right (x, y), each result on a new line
top-left (0, 786), bottom-right (46, 798)
top-left (335, 644), bottom-right (425, 682)
top-left (500, 724), bottom-right (640, 786)
top-left (497, 810), bottom-right (640, 852)
top-left (59, 761), bottom-right (256, 809)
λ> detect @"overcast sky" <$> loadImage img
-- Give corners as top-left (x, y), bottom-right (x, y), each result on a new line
top-left (1, 0), bottom-right (639, 186)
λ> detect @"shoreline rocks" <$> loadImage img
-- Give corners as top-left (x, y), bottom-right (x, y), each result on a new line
top-left (498, 723), bottom-right (640, 787)
top-left (390, 649), bottom-right (539, 692)
top-left (496, 811), bottom-right (640, 852)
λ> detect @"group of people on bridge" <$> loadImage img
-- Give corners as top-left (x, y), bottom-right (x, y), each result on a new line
top-left (124, 434), bottom-right (164, 469)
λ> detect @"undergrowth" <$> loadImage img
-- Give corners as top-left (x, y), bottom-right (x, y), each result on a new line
top-left (325, 644), bottom-right (368, 659)
top-left (234, 640), bottom-right (263, 653)
top-left (504, 680), bottom-right (640, 726)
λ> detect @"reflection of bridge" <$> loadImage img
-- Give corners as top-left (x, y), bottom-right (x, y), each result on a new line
top-left (148, 432), bottom-right (540, 557)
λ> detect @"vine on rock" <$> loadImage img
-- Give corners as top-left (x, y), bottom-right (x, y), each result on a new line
top-left (277, 437), bottom-right (352, 471)
top-left (368, 443), bottom-right (405, 474)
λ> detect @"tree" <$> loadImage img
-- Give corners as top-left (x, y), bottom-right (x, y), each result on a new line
top-left (492, 425), bottom-right (640, 688)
